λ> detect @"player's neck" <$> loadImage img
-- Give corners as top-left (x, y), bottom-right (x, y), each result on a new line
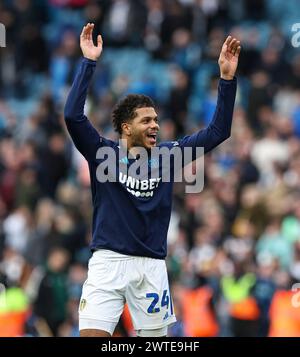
top-left (129, 145), bottom-right (148, 158)
top-left (120, 135), bottom-right (148, 158)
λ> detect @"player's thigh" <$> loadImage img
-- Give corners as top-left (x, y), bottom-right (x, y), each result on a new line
top-left (79, 254), bottom-right (126, 334)
top-left (136, 326), bottom-right (168, 337)
top-left (126, 258), bottom-right (176, 331)
top-left (80, 329), bottom-right (111, 337)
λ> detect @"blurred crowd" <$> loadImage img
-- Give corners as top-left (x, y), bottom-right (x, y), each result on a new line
top-left (1, 0), bottom-right (300, 337)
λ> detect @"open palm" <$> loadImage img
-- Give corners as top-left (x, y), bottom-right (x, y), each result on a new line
top-left (218, 36), bottom-right (241, 80)
top-left (80, 23), bottom-right (103, 61)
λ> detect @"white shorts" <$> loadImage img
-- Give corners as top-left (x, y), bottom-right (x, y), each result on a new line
top-left (79, 249), bottom-right (176, 335)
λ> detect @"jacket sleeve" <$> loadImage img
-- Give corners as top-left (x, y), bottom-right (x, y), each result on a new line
top-left (178, 77), bottom-right (237, 162)
top-left (64, 57), bottom-right (104, 161)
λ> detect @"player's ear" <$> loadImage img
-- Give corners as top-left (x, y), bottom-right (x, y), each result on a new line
top-left (122, 122), bottom-right (131, 136)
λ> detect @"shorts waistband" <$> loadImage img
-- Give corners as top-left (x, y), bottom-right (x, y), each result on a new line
top-left (93, 249), bottom-right (136, 260)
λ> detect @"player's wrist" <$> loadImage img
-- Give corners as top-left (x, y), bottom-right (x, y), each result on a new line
top-left (83, 55), bottom-right (98, 62)
top-left (220, 73), bottom-right (234, 81)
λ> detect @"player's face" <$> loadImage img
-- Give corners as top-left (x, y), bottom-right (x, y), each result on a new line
top-left (130, 107), bottom-right (160, 149)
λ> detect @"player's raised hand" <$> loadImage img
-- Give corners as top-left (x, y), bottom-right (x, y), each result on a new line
top-left (218, 36), bottom-right (241, 80)
top-left (80, 23), bottom-right (103, 61)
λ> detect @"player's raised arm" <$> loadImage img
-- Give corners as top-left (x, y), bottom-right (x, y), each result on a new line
top-left (177, 36), bottom-right (241, 158)
top-left (64, 24), bottom-right (106, 161)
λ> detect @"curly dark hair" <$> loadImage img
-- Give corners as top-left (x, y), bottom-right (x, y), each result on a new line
top-left (112, 94), bottom-right (155, 134)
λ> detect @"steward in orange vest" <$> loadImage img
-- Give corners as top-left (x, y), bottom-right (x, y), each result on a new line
top-left (181, 276), bottom-right (219, 337)
top-left (269, 290), bottom-right (300, 337)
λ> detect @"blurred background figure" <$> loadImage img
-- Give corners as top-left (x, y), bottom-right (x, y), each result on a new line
top-left (33, 247), bottom-right (70, 336)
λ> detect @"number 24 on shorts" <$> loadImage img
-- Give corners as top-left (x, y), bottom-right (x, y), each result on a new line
top-left (146, 289), bottom-right (173, 314)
